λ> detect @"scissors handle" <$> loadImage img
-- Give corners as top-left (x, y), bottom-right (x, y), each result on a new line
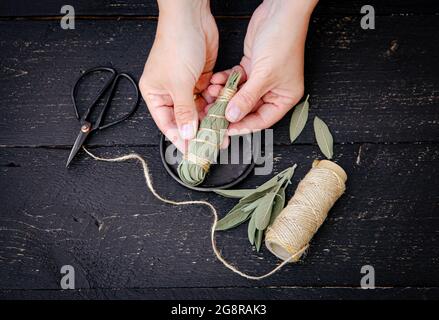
top-left (71, 67), bottom-right (116, 121)
top-left (71, 67), bottom-right (139, 131)
top-left (97, 73), bottom-right (140, 130)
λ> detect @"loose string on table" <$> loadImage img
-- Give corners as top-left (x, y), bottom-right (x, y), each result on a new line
top-left (82, 147), bottom-right (299, 280)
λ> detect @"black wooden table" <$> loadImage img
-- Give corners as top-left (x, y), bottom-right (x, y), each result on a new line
top-left (0, 1), bottom-right (438, 300)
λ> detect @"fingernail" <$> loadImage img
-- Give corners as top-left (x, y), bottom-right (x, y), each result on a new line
top-left (226, 103), bottom-right (241, 122)
top-left (179, 122), bottom-right (196, 140)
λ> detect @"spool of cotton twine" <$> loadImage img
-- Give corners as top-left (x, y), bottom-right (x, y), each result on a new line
top-left (83, 148), bottom-right (346, 280)
top-left (265, 160), bottom-right (347, 262)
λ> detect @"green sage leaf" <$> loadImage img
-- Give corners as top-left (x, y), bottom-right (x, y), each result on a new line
top-left (270, 188), bottom-right (286, 225)
top-left (214, 189), bottom-right (255, 199)
top-left (314, 116), bottom-right (334, 159)
top-left (255, 229), bottom-right (263, 252)
top-left (239, 184), bottom-right (277, 205)
top-left (254, 192), bottom-right (276, 230)
top-left (248, 214), bottom-right (257, 245)
top-left (289, 95), bottom-right (310, 143)
top-left (241, 166), bottom-right (291, 203)
top-left (242, 198), bottom-right (263, 212)
top-left (281, 165), bottom-right (297, 182)
top-left (216, 208), bottom-right (252, 231)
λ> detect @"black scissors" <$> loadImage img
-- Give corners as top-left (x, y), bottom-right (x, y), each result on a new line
top-left (66, 67), bottom-right (139, 167)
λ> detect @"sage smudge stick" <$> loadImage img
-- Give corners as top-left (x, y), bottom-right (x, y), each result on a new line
top-left (178, 71), bottom-right (242, 186)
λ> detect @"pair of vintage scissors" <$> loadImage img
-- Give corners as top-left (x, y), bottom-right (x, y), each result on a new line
top-left (66, 66), bottom-right (139, 167)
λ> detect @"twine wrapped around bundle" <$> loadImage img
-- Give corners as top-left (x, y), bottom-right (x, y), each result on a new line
top-left (178, 71), bottom-right (241, 186)
top-left (265, 160), bottom-right (347, 262)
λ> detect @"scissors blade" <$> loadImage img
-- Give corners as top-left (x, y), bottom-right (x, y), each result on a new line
top-left (66, 130), bottom-right (90, 167)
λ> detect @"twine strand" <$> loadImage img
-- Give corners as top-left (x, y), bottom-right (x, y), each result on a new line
top-left (82, 147), bottom-right (299, 280)
top-left (207, 114), bottom-right (227, 119)
top-left (191, 138), bottom-right (220, 148)
top-left (184, 153), bottom-right (211, 172)
top-left (199, 127), bottom-right (221, 134)
top-left (216, 87), bottom-right (237, 103)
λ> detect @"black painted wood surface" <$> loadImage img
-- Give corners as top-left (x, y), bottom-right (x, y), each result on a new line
top-left (1, 17), bottom-right (437, 147)
top-left (1, 0), bottom-right (438, 17)
top-left (0, 0), bottom-right (438, 300)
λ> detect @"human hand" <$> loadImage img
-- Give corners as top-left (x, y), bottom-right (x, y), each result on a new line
top-left (207, 0), bottom-right (318, 136)
top-left (140, 0), bottom-right (218, 152)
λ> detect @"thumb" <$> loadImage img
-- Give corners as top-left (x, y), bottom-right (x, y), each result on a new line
top-left (225, 76), bottom-right (267, 123)
top-left (173, 90), bottom-right (198, 140)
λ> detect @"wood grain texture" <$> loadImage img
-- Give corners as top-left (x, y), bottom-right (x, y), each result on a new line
top-left (0, 0), bottom-right (438, 17)
top-left (1, 287), bottom-right (439, 300)
top-left (0, 16), bottom-right (438, 147)
top-left (1, 144), bottom-right (438, 294)
top-left (1, 0), bottom-right (438, 301)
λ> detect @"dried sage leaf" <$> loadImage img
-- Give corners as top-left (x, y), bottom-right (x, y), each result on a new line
top-left (255, 230), bottom-right (263, 252)
top-left (289, 95), bottom-right (310, 143)
top-left (248, 214), bottom-right (257, 245)
top-left (216, 207), bottom-right (252, 231)
top-left (214, 189), bottom-right (254, 199)
top-left (254, 192), bottom-right (276, 230)
top-left (314, 116), bottom-right (334, 159)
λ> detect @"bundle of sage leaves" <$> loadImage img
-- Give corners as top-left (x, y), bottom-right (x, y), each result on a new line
top-left (214, 166), bottom-right (296, 251)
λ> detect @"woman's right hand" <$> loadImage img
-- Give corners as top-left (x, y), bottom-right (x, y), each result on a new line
top-left (207, 0), bottom-right (317, 135)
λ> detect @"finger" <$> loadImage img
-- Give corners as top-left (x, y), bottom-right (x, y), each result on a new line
top-left (251, 98), bottom-right (264, 113)
top-left (162, 126), bottom-right (189, 154)
top-left (228, 103), bottom-right (290, 135)
top-left (143, 93), bottom-right (188, 152)
top-left (172, 89), bottom-right (199, 140)
top-left (263, 91), bottom-right (299, 107)
top-left (220, 134), bottom-right (230, 150)
top-left (195, 72), bottom-right (213, 93)
top-left (203, 91), bottom-right (263, 121)
top-left (145, 93), bottom-right (173, 107)
top-left (225, 75), bottom-right (268, 123)
top-left (211, 70), bottom-right (230, 85)
top-left (211, 65), bottom-right (247, 85)
top-left (207, 84), bottom-right (223, 98)
top-left (146, 103), bottom-right (188, 153)
top-left (195, 96), bottom-right (208, 119)
top-left (201, 88), bottom-right (216, 104)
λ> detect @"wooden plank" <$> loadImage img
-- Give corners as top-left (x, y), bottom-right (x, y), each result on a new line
top-left (0, 0), bottom-right (437, 17)
top-left (0, 16), bottom-right (437, 147)
top-left (1, 287), bottom-right (438, 300)
top-left (1, 143), bottom-right (438, 290)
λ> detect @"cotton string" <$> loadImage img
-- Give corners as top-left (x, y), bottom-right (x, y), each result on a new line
top-left (216, 87), bottom-right (237, 102)
top-left (184, 153), bottom-right (211, 172)
top-left (83, 147), bottom-right (300, 280)
top-left (265, 160), bottom-right (347, 261)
